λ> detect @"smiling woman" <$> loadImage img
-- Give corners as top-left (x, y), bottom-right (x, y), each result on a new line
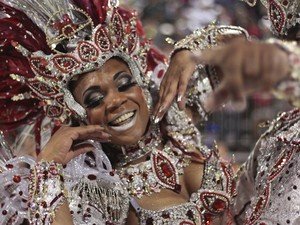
top-left (72, 58), bottom-right (150, 145)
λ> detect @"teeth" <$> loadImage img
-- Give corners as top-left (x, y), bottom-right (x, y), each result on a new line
top-left (111, 112), bottom-right (135, 125)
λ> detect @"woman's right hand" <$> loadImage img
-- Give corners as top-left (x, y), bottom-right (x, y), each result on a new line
top-left (37, 125), bottom-right (110, 165)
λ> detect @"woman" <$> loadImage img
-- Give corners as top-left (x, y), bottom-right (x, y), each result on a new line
top-left (0, 0), bottom-right (248, 224)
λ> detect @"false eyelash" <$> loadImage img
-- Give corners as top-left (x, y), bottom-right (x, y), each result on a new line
top-left (118, 82), bottom-right (137, 92)
top-left (85, 95), bottom-right (104, 108)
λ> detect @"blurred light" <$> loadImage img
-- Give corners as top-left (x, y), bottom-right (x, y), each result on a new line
top-left (159, 23), bottom-right (175, 36)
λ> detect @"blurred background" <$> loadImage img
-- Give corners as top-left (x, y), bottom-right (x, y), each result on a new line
top-left (120, 0), bottom-right (293, 168)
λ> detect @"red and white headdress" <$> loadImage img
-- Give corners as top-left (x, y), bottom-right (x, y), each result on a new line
top-left (0, 0), bottom-right (166, 130)
top-left (242, 0), bottom-right (299, 36)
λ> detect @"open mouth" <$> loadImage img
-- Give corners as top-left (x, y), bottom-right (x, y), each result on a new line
top-left (108, 110), bottom-right (137, 132)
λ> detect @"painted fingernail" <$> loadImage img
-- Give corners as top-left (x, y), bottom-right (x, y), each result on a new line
top-left (177, 94), bottom-right (183, 102)
top-left (154, 116), bottom-right (161, 124)
top-left (158, 105), bottom-right (166, 114)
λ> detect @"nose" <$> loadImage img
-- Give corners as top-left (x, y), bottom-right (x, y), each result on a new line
top-left (105, 91), bottom-right (127, 114)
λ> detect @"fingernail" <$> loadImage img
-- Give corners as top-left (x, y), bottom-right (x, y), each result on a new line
top-left (158, 105), bottom-right (166, 114)
top-left (177, 94), bottom-right (183, 102)
top-left (102, 133), bottom-right (111, 138)
top-left (154, 116), bottom-right (161, 124)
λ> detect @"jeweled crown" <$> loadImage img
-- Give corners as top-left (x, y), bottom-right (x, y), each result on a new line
top-left (8, 0), bottom-right (150, 124)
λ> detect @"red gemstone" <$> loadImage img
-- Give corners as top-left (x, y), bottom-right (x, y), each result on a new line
top-left (204, 213), bottom-right (213, 224)
top-left (162, 212), bottom-right (170, 219)
top-left (174, 184), bottom-right (182, 193)
top-left (282, 0), bottom-right (288, 5)
top-left (109, 171), bottom-right (115, 176)
top-left (161, 162), bottom-right (173, 178)
top-left (6, 164), bottom-right (13, 169)
top-left (63, 60), bottom-right (72, 67)
top-left (88, 174), bottom-right (97, 180)
top-left (157, 69), bottom-right (164, 78)
top-left (287, 14), bottom-right (293, 19)
top-left (13, 175), bottom-right (21, 183)
top-left (146, 218), bottom-right (153, 225)
top-left (212, 199), bottom-right (227, 211)
top-left (179, 222), bottom-right (194, 225)
top-left (41, 201), bottom-right (47, 208)
top-left (63, 25), bottom-right (75, 36)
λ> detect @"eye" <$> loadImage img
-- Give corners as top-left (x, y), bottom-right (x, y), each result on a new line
top-left (117, 74), bottom-right (137, 92)
top-left (84, 92), bottom-right (104, 108)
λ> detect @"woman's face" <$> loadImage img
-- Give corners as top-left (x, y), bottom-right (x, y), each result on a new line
top-left (72, 58), bottom-right (150, 145)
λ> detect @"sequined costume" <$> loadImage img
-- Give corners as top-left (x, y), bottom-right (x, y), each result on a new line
top-left (0, 0), bottom-right (248, 224)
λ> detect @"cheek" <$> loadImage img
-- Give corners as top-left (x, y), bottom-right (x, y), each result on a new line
top-left (86, 107), bottom-right (106, 125)
top-left (128, 87), bottom-right (149, 110)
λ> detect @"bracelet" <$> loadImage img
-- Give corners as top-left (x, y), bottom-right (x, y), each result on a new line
top-left (28, 160), bottom-right (65, 225)
top-left (167, 24), bottom-right (249, 60)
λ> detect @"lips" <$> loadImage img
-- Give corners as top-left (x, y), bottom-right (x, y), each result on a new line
top-left (108, 110), bottom-right (137, 132)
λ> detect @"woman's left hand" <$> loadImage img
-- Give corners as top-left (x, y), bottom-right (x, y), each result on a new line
top-left (153, 50), bottom-right (196, 122)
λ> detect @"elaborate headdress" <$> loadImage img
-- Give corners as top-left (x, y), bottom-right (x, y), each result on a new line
top-left (0, 0), bottom-right (166, 131)
top-left (242, 0), bottom-right (300, 36)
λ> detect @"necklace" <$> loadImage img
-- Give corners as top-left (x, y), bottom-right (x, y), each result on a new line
top-left (117, 123), bottom-right (161, 166)
top-left (117, 139), bottom-right (191, 198)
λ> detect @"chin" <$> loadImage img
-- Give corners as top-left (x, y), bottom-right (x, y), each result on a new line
top-left (110, 128), bottom-right (145, 145)
top-left (108, 118), bottom-right (149, 146)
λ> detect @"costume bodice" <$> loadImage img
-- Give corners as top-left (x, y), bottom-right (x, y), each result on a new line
top-left (127, 144), bottom-right (235, 225)
top-left (234, 108), bottom-right (300, 225)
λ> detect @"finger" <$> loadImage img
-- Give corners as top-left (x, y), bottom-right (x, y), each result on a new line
top-left (67, 125), bottom-right (110, 142)
top-left (266, 47), bottom-right (290, 88)
top-left (154, 69), bottom-right (179, 117)
top-left (225, 67), bottom-right (245, 103)
top-left (155, 79), bottom-right (177, 115)
top-left (243, 44), bottom-right (260, 79)
top-left (66, 146), bottom-right (94, 162)
top-left (155, 81), bottom-right (179, 121)
top-left (154, 77), bottom-right (172, 117)
top-left (206, 52), bottom-right (243, 111)
top-left (204, 83), bottom-right (230, 112)
top-left (177, 77), bottom-right (189, 110)
top-left (261, 49), bottom-right (279, 90)
top-left (178, 96), bottom-right (186, 110)
top-left (177, 62), bottom-right (195, 102)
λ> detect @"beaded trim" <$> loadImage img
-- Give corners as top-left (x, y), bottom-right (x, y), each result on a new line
top-left (28, 160), bottom-right (65, 225)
